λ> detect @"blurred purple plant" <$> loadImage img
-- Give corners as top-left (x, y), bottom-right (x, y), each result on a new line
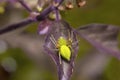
top-left (0, 0), bottom-right (120, 80)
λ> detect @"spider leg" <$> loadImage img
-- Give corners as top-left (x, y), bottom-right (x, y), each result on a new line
top-left (59, 52), bottom-right (62, 64)
top-left (67, 29), bottom-right (79, 50)
top-left (72, 31), bottom-right (80, 46)
top-left (68, 29), bottom-right (71, 40)
top-left (67, 29), bottom-right (73, 47)
top-left (72, 40), bottom-right (79, 46)
top-left (68, 29), bottom-right (74, 42)
top-left (50, 35), bottom-right (57, 47)
top-left (50, 48), bottom-right (59, 51)
top-left (50, 35), bottom-right (62, 64)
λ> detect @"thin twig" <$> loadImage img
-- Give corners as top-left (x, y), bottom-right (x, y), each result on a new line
top-left (17, 0), bottom-right (33, 13)
top-left (0, 18), bottom-right (35, 34)
top-left (0, 0), bottom-right (63, 35)
top-left (0, 0), bottom-right (64, 35)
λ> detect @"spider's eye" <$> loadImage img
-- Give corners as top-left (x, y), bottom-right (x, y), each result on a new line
top-left (60, 45), bottom-right (71, 61)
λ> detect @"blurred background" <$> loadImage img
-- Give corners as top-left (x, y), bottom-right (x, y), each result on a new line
top-left (0, 0), bottom-right (120, 80)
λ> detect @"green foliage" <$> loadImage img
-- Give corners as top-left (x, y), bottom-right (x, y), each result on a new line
top-left (62, 0), bottom-right (120, 27)
top-left (103, 58), bottom-right (120, 80)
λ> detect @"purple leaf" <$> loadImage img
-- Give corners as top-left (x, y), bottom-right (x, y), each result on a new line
top-left (76, 23), bottom-right (120, 59)
top-left (44, 20), bottom-right (79, 80)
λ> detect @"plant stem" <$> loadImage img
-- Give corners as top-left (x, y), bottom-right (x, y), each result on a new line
top-left (17, 0), bottom-right (32, 13)
top-left (0, 18), bottom-right (35, 34)
top-left (0, 0), bottom-right (64, 35)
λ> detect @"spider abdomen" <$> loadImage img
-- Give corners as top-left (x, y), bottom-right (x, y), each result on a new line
top-left (60, 45), bottom-right (71, 61)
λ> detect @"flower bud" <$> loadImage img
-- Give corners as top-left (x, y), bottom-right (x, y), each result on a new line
top-left (38, 19), bottom-right (52, 35)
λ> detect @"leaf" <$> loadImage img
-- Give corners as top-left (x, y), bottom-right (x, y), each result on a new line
top-left (44, 20), bottom-right (79, 80)
top-left (76, 23), bottom-right (120, 59)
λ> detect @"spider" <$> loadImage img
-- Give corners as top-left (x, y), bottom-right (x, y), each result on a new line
top-left (50, 35), bottom-right (72, 62)
top-left (47, 23), bottom-right (79, 64)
